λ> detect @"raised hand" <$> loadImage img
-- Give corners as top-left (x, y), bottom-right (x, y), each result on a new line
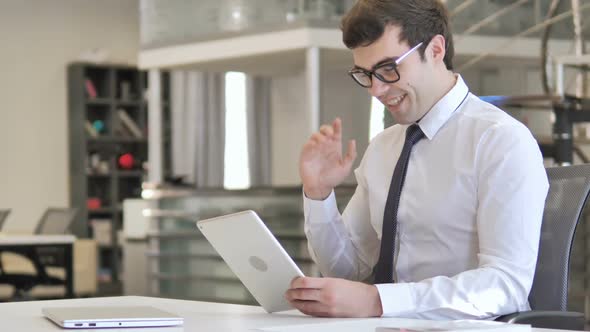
top-left (299, 118), bottom-right (357, 200)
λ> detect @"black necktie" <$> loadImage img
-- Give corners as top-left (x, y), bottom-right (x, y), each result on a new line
top-left (374, 124), bottom-right (425, 284)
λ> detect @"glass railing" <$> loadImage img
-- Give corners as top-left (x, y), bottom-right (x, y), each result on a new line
top-left (142, 185), bottom-right (354, 304)
top-left (140, 0), bottom-right (581, 49)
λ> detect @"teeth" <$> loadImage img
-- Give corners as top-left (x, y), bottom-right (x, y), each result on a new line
top-left (387, 94), bottom-right (406, 106)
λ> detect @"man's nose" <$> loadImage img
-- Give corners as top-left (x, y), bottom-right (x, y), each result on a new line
top-left (368, 77), bottom-right (389, 98)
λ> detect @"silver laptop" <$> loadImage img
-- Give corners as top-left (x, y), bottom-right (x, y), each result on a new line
top-left (42, 306), bottom-right (183, 329)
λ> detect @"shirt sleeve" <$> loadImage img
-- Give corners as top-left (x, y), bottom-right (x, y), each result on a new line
top-left (376, 123), bottom-right (549, 319)
top-left (303, 154), bottom-right (380, 282)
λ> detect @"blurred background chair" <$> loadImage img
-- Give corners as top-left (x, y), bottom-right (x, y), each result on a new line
top-left (0, 207), bottom-right (97, 301)
top-left (497, 164), bottom-right (590, 330)
top-left (34, 207), bottom-right (78, 234)
top-left (0, 209), bottom-right (11, 230)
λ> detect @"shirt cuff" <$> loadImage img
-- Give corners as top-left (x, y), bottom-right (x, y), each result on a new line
top-left (302, 189), bottom-right (338, 224)
top-left (375, 282), bottom-right (416, 317)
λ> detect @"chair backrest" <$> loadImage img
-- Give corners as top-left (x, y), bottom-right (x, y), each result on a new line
top-left (34, 207), bottom-right (78, 235)
top-left (0, 209), bottom-right (11, 230)
top-left (529, 164), bottom-right (590, 311)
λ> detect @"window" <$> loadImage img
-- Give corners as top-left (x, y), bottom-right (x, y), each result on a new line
top-left (224, 72), bottom-right (250, 189)
top-left (369, 96), bottom-right (385, 141)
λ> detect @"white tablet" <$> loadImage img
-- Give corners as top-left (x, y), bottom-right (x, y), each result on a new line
top-left (196, 210), bottom-right (304, 313)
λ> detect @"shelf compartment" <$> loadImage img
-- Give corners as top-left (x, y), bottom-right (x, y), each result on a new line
top-left (87, 177), bottom-right (111, 208)
top-left (114, 105), bottom-right (146, 140)
top-left (85, 104), bottom-right (112, 137)
top-left (114, 69), bottom-right (142, 101)
top-left (118, 177), bottom-right (143, 201)
top-left (84, 67), bottom-right (111, 99)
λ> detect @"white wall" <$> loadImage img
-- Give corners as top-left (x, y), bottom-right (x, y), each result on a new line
top-left (270, 71), bottom-right (309, 186)
top-left (0, 0), bottom-right (139, 232)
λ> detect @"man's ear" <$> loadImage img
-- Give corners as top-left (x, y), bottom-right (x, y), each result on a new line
top-left (427, 34), bottom-right (446, 64)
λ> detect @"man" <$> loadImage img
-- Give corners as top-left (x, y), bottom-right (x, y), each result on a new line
top-left (284, 0), bottom-right (548, 320)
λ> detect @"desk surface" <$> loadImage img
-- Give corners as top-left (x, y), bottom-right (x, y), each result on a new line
top-left (0, 296), bottom-right (576, 332)
top-left (0, 234), bottom-right (75, 245)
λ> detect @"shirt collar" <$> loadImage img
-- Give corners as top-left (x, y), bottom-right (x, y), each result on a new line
top-left (416, 74), bottom-right (469, 140)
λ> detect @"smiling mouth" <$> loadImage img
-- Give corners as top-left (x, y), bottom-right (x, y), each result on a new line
top-left (385, 93), bottom-right (407, 108)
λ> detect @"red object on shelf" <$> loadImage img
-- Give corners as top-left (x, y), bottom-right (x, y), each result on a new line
top-left (87, 197), bottom-right (102, 210)
top-left (85, 79), bottom-right (97, 99)
top-left (118, 153), bottom-right (134, 169)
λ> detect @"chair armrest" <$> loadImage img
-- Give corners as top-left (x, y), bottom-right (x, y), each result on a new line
top-left (495, 310), bottom-right (584, 330)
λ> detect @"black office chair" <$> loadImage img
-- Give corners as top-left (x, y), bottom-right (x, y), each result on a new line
top-left (0, 207), bottom-right (78, 300)
top-left (496, 164), bottom-right (590, 330)
top-left (34, 207), bottom-right (78, 235)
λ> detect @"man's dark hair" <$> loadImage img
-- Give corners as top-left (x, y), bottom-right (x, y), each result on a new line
top-left (341, 0), bottom-right (454, 70)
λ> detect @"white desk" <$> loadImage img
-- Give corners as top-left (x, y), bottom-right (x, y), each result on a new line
top-left (0, 296), bottom-right (576, 332)
top-left (0, 234), bottom-right (75, 298)
top-left (0, 234), bottom-right (75, 245)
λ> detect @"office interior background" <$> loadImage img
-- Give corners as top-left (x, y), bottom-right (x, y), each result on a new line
top-left (0, 0), bottom-right (589, 322)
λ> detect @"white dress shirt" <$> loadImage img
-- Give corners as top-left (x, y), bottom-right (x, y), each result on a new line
top-left (303, 75), bottom-right (549, 320)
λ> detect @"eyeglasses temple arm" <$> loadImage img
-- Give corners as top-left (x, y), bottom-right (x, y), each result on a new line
top-left (395, 42), bottom-right (424, 65)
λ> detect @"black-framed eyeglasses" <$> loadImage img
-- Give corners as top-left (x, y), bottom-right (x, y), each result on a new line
top-left (348, 42), bottom-right (423, 88)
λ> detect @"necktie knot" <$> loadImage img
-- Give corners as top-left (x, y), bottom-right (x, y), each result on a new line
top-left (406, 124), bottom-right (424, 146)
